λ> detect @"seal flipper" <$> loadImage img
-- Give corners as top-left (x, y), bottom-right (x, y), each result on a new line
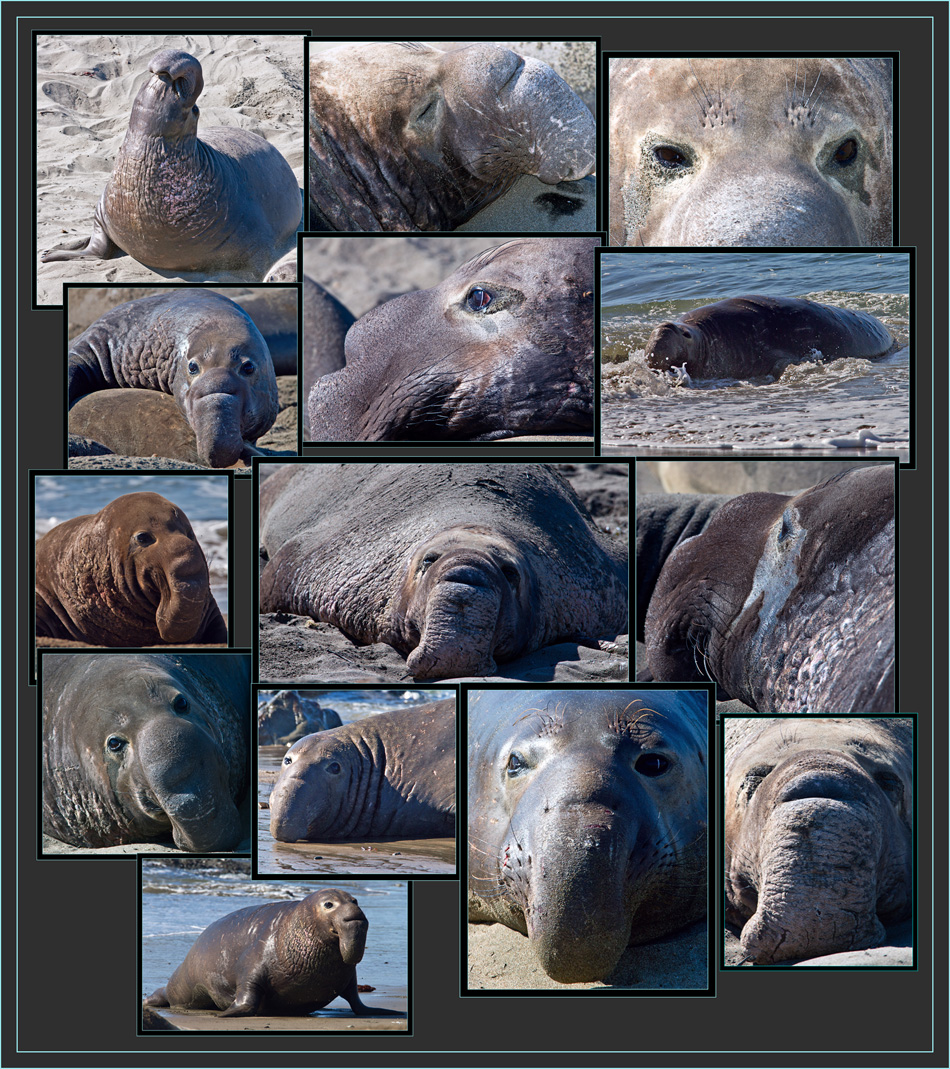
top-left (218, 978), bottom-right (265, 1017)
top-left (338, 975), bottom-right (406, 1018)
top-left (142, 987), bottom-right (170, 1008)
top-left (41, 212), bottom-right (122, 263)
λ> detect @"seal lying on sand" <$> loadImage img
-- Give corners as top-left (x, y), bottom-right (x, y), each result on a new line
top-left (609, 57), bottom-right (893, 247)
top-left (307, 238), bottom-right (596, 441)
top-left (259, 463), bottom-right (628, 680)
top-left (724, 717), bottom-right (912, 964)
top-left (41, 49), bottom-right (300, 276)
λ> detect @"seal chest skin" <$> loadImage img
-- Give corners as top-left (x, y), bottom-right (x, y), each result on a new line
top-left (41, 50), bottom-right (301, 276)
top-left (309, 41), bottom-right (595, 232)
top-left (644, 295), bottom-right (897, 380)
top-left (35, 491), bottom-right (226, 647)
top-left (307, 238), bottom-right (596, 442)
top-left (269, 699), bottom-right (456, 842)
top-left (468, 689), bottom-right (709, 983)
top-left (724, 717), bottom-right (913, 964)
top-left (42, 653), bottom-right (249, 851)
top-left (259, 463), bottom-right (628, 680)
top-left (609, 57), bottom-right (892, 247)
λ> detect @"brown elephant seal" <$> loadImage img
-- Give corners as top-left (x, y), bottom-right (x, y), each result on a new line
top-left (468, 689), bottom-right (709, 983)
top-left (269, 699), bottom-right (456, 842)
top-left (307, 238), bottom-right (595, 441)
top-left (644, 296), bottom-right (897, 379)
top-left (42, 653), bottom-right (249, 851)
top-left (67, 290), bottom-right (278, 468)
top-left (144, 889), bottom-right (403, 1016)
top-left (259, 463), bottom-right (628, 680)
top-left (35, 491), bottom-right (226, 646)
top-left (309, 42), bottom-right (595, 232)
top-left (41, 49), bottom-right (300, 275)
top-left (644, 465), bottom-right (894, 712)
top-left (609, 57), bottom-right (892, 246)
top-left (724, 717), bottom-right (912, 964)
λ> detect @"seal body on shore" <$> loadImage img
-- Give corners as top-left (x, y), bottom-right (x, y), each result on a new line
top-left (41, 49), bottom-right (300, 276)
top-left (307, 238), bottom-right (595, 441)
top-left (42, 653), bottom-right (249, 851)
top-left (609, 57), bottom-right (893, 247)
top-left (269, 699), bottom-right (456, 842)
top-left (35, 491), bottom-right (226, 646)
top-left (468, 688), bottom-right (709, 983)
top-left (259, 463), bottom-right (628, 680)
top-left (724, 717), bottom-right (912, 964)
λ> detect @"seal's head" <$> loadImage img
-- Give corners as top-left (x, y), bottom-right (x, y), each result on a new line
top-left (644, 321), bottom-right (704, 373)
top-left (129, 50), bottom-right (204, 142)
top-left (306, 890), bottom-right (369, 965)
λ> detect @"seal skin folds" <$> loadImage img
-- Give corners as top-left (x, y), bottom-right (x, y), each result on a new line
top-left (468, 689), bottom-right (709, 983)
top-left (724, 717), bottom-right (913, 964)
top-left (259, 463), bottom-right (628, 681)
top-left (42, 653), bottom-right (249, 851)
top-left (309, 42), bottom-right (595, 232)
top-left (609, 57), bottom-right (892, 247)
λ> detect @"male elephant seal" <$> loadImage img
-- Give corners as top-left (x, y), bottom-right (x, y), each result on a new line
top-left (42, 653), bottom-right (249, 851)
top-left (644, 465), bottom-right (894, 712)
top-left (724, 717), bottom-right (912, 964)
top-left (609, 58), bottom-right (892, 246)
top-left (644, 296), bottom-right (897, 380)
top-left (468, 689), bottom-right (709, 983)
top-left (41, 50), bottom-right (300, 275)
top-left (309, 42), bottom-right (595, 232)
top-left (35, 491), bottom-right (226, 647)
top-left (269, 699), bottom-right (456, 842)
top-left (307, 238), bottom-right (596, 441)
top-left (144, 889), bottom-right (401, 1016)
top-left (67, 290), bottom-right (279, 468)
top-left (259, 463), bottom-right (628, 680)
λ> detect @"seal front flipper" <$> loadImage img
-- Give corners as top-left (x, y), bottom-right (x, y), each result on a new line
top-left (218, 980), bottom-right (265, 1018)
top-left (338, 975), bottom-right (406, 1018)
top-left (143, 987), bottom-right (170, 1008)
top-left (41, 204), bottom-right (122, 262)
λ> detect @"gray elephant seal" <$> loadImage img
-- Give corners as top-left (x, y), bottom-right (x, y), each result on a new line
top-left (468, 689), bottom-right (708, 983)
top-left (67, 290), bottom-right (278, 468)
top-left (645, 296), bottom-right (897, 379)
top-left (609, 57), bottom-right (892, 247)
top-left (144, 889), bottom-right (402, 1016)
top-left (269, 699), bottom-right (456, 842)
top-left (309, 42), bottom-right (595, 232)
top-left (307, 238), bottom-right (596, 441)
top-left (724, 717), bottom-right (912, 964)
top-left (42, 653), bottom-right (249, 851)
top-left (259, 463), bottom-right (628, 680)
top-left (41, 49), bottom-right (300, 275)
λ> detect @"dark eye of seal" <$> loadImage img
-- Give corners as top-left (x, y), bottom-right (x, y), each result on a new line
top-left (653, 144), bottom-right (689, 169)
top-left (420, 552), bottom-right (441, 573)
top-left (106, 735), bottom-right (126, 753)
top-left (635, 753), bottom-right (670, 777)
top-left (240, 360), bottom-right (256, 376)
top-left (187, 359), bottom-right (200, 375)
top-left (172, 694), bottom-right (189, 714)
top-left (283, 755), bottom-right (293, 765)
top-left (326, 761), bottom-right (342, 775)
top-left (133, 531), bottom-right (156, 546)
top-left (506, 751), bottom-right (528, 776)
top-left (833, 137), bottom-right (858, 165)
top-left (466, 287), bottom-right (493, 311)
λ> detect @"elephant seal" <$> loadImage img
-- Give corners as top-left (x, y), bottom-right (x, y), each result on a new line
top-left (609, 57), bottom-right (892, 247)
top-left (258, 690), bottom-right (343, 746)
top-left (307, 238), bottom-right (596, 441)
top-left (468, 688), bottom-right (709, 983)
top-left (144, 889), bottom-right (402, 1016)
top-left (67, 290), bottom-right (279, 468)
top-left (259, 463), bottom-right (628, 680)
top-left (644, 296), bottom-right (897, 379)
top-left (302, 275), bottom-right (353, 403)
top-left (41, 49), bottom-right (301, 275)
top-left (644, 465), bottom-right (894, 712)
top-left (42, 653), bottom-right (249, 851)
top-left (309, 42), bottom-right (595, 232)
top-left (269, 699), bottom-right (456, 842)
top-left (724, 717), bottom-right (912, 964)
top-left (35, 491), bottom-right (226, 646)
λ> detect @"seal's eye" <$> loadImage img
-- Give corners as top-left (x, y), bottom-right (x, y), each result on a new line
top-left (283, 755), bottom-right (293, 765)
top-left (466, 287), bottom-right (493, 312)
top-left (326, 761), bottom-right (342, 775)
top-left (833, 137), bottom-right (858, 165)
top-left (187, 360), bottom-right (200, 375)
top-left (506, 751), bottom-right (528, 775)
top-left (500, 563), bottom-right (520, 586)
top-left (635, 753), bottom-right (670, 777)
top-left (106, 736), bottom-right (126, 753)
top-left (653, 144), bottom-right (689, 169)
top-left (240, 360), bottom-right (256, 377)
top-left (172, 695), bottom-right (189, 714)
top-left (420, 552), bottom-right (441, 573)
top-left (133, 531), bottom-right (156, 546)
top-left (323, 900), bottom-right (336, 909)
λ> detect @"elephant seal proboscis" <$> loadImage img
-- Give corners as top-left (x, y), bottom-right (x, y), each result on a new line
top-left (644, 295), bottom-right (898, 380)
top-left (67, 290), bottom-right (279, 468)
top-left (309, 42), bottom-right (595, 232)
top-left (41, 50), bottom-right (300, 276)
top-left (468, 688), bottom-right (709, 983)
top-left (42, 652), bottom-right (249, 851)
top-left (307, 238), bottom-right (596, 441)
top-left (609, 57), bottom-right (892, 247)
top-left (269, 699), bottom-right (456, 842)
top-left (35, 491), bottom-right (227, 647)
top-left (724, 716), bottom-right (913, 964)
top-left (144, 888), bottom-right (403, 1017)
top-left (259, 463), bottom-right (628, 680)
top-left (644, 465), bottom-right (894, 712)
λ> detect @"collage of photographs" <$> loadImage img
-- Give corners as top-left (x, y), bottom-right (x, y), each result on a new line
top-left (9, 11), bottom-right (941, 1069)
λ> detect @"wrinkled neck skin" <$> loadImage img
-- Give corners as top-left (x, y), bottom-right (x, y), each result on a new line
top-left (67, 315), bottom-right (181, 407)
